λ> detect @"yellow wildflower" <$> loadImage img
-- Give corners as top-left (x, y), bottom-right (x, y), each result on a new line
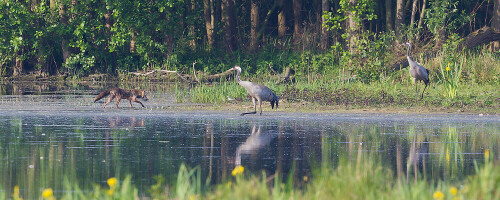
top-left (446, 66), bottom-right (451, 71)
top-left (485, 149), bottom-right (490, 161)
top-left (107, 189), bottom-right (114, 196)
top-left (449, 186), bottom-right (458, 196)
top-left (303, 176), bottom-right (308, 182)
top-left (190, 195), bottom-right (197, 200)
top-left (13, 185), bottom-right (22, 200)
top-left (41, 188), bottom-right (53, 199)
top-left (232, 165), bottom-right (244, 176)
top-left (107, 177), bottom-right (118, 188)
top-left (433, 190), bottom-right (444, 200)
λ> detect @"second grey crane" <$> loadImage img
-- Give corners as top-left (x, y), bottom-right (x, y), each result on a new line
top-left (231, 65), bottom-right (279, 116)
top-left (404, 42), bottom-right (429, 101)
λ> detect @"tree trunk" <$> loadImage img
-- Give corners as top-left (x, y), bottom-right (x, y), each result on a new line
top-left (58, 0), bottom-right (71, 63)
top-left (250, 0), bottom-right (259, 51)
top-left (386, 0), bottom-right (393, 31)
top-left (105, 10), bottom-right (112, 30)
top-left (221, 0), bottom-right (238, 52)
top-left (13, 56), bottom-right (23, 77)
top-left (214, 0), bottom-right (221, 48)
top-left (491, 0), bottom-right (500, 50)
top-left (293, 0), bottom-right (302, 43)
top-left (188, 0), bottom-right (197, 49)
top-left (321, 0), bottom-right (330, 50)
top-left (104, 7), bottom-right (116, 75)
top-left (417, 0), bottom-right (426, 29)
top-left (278, 0), bottom-right (287, 39)
top-left (130, 31), bottom-right (136, 53)
top-left (50, 0), bottom-right (56, 14)
top-left (348, 0), bottom-right (358, 53)
top-left (32, 0), bottom-right (49, 76)
top-left (31, 0), bottom-right (38, 11)
top-left (410, 0), bottom-right (418, 25)
top-left (204, 0), bottom-right (214, 49)
top-left (395, 0), bottom-right (405, 35)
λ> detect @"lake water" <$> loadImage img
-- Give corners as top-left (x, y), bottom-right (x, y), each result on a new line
top-left (0, 82), bottom-right (499, 198)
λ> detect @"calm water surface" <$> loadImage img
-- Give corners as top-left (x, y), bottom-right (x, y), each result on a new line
top-left (0, 82), bottom-right (499, 198)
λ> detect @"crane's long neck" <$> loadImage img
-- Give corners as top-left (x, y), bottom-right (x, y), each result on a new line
top-left (406, 45), bottom-right (414, 64)
top-left (406, 45), bottom-right (411, 58)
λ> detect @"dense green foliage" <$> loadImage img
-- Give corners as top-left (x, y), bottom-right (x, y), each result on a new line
top-left (0, 0), bottom-right (498, 82)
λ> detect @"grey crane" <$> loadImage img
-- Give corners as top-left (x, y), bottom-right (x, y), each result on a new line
top-left (231, 65), bottom-right (279, 116)
top-left (404, 42), bottom-right (429, 101)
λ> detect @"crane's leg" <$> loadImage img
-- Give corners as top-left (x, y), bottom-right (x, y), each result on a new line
top-left (259, 99), bottom-right (263, 115)
top-left (241, 97), bottom-right (257, 116)
top-left (420, 83), bottom-right (428, 100)
top-left (414, 79), bottom-right (419, 103)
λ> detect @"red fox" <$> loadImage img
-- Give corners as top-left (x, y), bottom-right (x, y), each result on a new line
top-left (94, 87), bottom-right (148, 108)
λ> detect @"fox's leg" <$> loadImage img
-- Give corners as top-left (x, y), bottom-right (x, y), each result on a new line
top-left (116, 97), bottom-right (122, 108)
top-left (132, 97), bottom-right (145, 107)
top-left (103, 95), bottom-right (115, 108)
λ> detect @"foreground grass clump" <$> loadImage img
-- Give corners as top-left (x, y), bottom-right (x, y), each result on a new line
top-left (15, 156), bottom-right (500, 200)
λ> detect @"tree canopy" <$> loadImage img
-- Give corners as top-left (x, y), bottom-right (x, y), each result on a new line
top-left (0, 0), bottom-right (498, 78)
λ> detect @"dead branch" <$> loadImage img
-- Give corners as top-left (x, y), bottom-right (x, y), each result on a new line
top-left (269, 64), bottom-right (294, 84)
top-left (129, 69), bottom-right (188, 81)
top-left (192, 60), bottom-right (200, 83)
top-left (269, 64), bottom-right (284, 78)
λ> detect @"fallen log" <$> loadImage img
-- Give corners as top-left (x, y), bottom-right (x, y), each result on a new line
top-left (192, 69), bottom-right (235, 82)
top-left (129, 61), bottom-right (235, 83)
top-left (461, 26), bottom-right (500, 49)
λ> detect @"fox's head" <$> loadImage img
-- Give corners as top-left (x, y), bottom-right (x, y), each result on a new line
top-left (138, 90), bottom-right (148, 101)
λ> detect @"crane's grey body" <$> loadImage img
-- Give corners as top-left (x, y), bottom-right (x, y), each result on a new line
top-left (405, 42), bottom-right (429, 101)
top-left (231, 65), bottom-right (279, 116)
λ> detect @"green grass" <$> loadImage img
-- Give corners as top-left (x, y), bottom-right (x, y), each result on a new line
top-left (178, 49), bottom-right (499, 113)
top-left (183, 75), bottom-right (499, 112)
top-left (186, 81), bottom-right (248, 104)
top-left (14, 153), bottom-right (500, 200)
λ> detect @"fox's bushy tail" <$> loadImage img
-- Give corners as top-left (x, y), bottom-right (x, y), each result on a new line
top-left (94, 90), bottom-right (110, 102)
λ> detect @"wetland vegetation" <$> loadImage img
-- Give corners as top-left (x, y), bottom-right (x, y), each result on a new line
top-left (1, 0), bottom-right (500, 199)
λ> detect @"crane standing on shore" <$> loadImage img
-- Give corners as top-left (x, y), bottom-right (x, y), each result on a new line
top-left (231, 65), bottom-right (279, 116)
top-left (404, 42), bottom-right (430, 102)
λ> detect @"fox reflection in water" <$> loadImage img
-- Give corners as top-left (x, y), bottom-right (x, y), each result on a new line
top-left (93, 116), bottom-right (145, 129)
top-left (235, 125), bottom-right (274, 167)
